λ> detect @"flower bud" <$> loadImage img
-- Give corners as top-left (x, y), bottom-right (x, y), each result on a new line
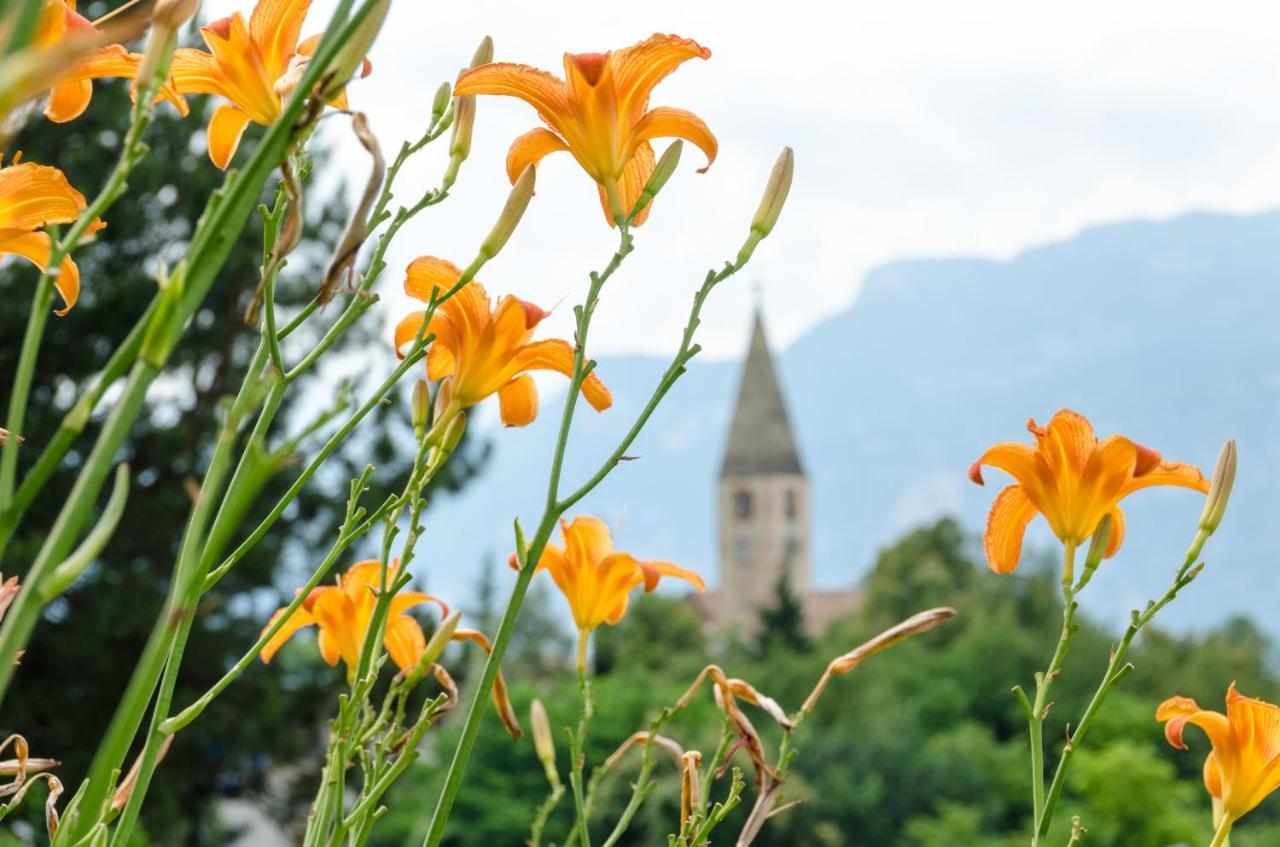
top-left (322, 0), bottom-right (387, 101)
top-left (1199, 440), bottom-right (1237, 534)
top-left (751, 146), bottom-right (793, 239)
top-left (630, 140), bottom-right (682, 218)
top-left (431, 81), bottom-right (451, 124)
top-left (152, 0), bottom-right (200, 29)
top-left (479, 164), bottom-right (536, 260)
top-left (419, 610), bottom-right (461, 670)
top-left (274, 54), bottom-right (310, 103)
top-left (449, 37), bottom-right (492, 162)
top-left (410, 380), bottom-right (430, 438)
top-left (530, 699), bottom-right (558, 784)
top-left (439, 410), bottom-right (466, 456)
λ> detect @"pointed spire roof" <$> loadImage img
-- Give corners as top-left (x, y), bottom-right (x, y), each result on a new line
top-left (720, 309), bottom-right (804, 477)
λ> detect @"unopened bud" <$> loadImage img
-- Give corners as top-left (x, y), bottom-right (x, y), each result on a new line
top-left (448, 37), bottom-right (492, 162)
top-left (274, 54), bottom-right (310, 102)
top-left (323, 0), bottom-right (387, 100)
top-left (152, 0), bottom-right (200, 29)
top-left (430, 81), bottom-right (451, 124)
top-left (1199, 440), bottom-right (1237, 534)
top-left (1085, 514), bottom-right (1113, 568)
top-left (410, 380), bottom-right (430, 437)
top-left (630, 140), bottom-right (682, 218)
top-left (530, 699), bottom-right (558, 784)
top-left (419, 610), bottom-right (461, 671)
top-left (752, 147), bottom-right (794, 238)
top-left (479, 164), bottom-right (536, 259)
top-left (439, 411), bottom-right (466, 455)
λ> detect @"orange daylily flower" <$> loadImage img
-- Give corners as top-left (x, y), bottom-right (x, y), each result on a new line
top-left (454, 33), bottom-right (717, 226)
top-left (968, 409), bottom-right (1209, 574)
top-left (260, 560), bottom-right (446, 677)
top-left (522, 516), bottom-right (704, 668)
top-left (0, 156), bottom-right (105, 314)
top-left (1159, 684), bottom-right (1280, 839)
top-left (170, 0), bottom-right (368, 169)
top-left (393, 258), bottom-right (612, 429)
top-left (24, 0), bottom-right (187, 123)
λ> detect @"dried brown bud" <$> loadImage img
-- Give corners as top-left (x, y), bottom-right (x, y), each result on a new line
top-left (680, 750), bottom-right (703, 829)
top-left (452, 629), bottom-right (522, 739)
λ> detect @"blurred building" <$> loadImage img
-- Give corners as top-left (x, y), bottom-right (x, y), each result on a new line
top-left (692, 308), bottom-right (861, 636)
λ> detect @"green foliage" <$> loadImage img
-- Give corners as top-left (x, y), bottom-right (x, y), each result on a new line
top-left (0, 23), bottom-right (486, 842)
top-left (370, 518), bottom-right (1280, 846)
top-left (755, 571), bottom-right (810, 655)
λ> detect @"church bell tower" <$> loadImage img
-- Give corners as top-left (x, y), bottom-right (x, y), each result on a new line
top-left (716, 308), bottom-right (810, 634)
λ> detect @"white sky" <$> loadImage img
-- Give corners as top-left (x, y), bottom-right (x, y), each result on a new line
top-left (197, 0), bottom-right (1280, 358)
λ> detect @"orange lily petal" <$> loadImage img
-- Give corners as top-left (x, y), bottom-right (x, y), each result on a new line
top-left (611, 34), bottom-right (711, 117)
top-left (259, 600), bottom-right (317, 663)
top-left (1103, 508), bottom-right (1125, 558)
top-left (1029, 409), bottom-right (1097, 480)
top-left (505, 127), bottom-right (569, 183)
top-left (249, 0), bottom-right (312, 81)
top-left (405, 256), bottom-right (464, 302)
top-left (982, 484), bottom-right (1039, 574)
top-left (0, 230), bottom-right (80, 315)
top-left (498, 374), bottom-right (539, 427)
top-left (44, 79), bottom-right (91, 122)
top-left (454, 62), bottom-right (572, 132)
top-left (383, 615), bottom-right (426, 670)
top-left (630, 106), bottom-right (717, 173)
top-left (510, 339), bottom-right (612, 411)
top-left (1122, 460), bottom-right (1210, 495)
top-left (170, 47), bottom-right (228, 97)
top-left (637, 558), bottom-right (706, 593)
top-left (394, 310), bottom-right (427, 356)
top-left (206, 103), bottom-right (253, 170)
top-left (0, 162), bottom-right (87, 232)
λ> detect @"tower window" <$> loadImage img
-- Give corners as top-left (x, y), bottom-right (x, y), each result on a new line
top-left (784, 489), bottom-right (799, 519)
top-left (734, 535), bottom-right (753, 568)
top-left (732, 490), bottom-right (753, 520)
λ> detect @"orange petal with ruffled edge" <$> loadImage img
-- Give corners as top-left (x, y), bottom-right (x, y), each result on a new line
top-left (1028, 409), bottom-right (1097, 480)
top-left (0, 230), bottom-right (81, 314)
top-left (454, 62), bottom-right (572, 132)
top-left (259, 599), bottom-right (318, 663)
top-left (404, 256), bottom-right (464, 302)
top-left (44, 79), bottom-right (92, 123)
top-left (1103, 508), bottom-right (1125, 558)
top-left (1122, 460), bottom-right (1210, 496)
top-left (509, 339), bottom-right (612, 411)
top-left (206, 103), bottom-right (253, 170)
top-left (383, 615), bottom-right (426, 670)
top-left (498, 373), bottom-right (538, 427)
top-left (250, 0), bottom-right (313, 81)
top-left (982, 484), bottom-right (1039, 574)
top-left (0, 162), bottom-right (87, 231)
top-left (505, 127), bottom-right (569, 183)
top-left (637, 558), bottom-right (706, 593)
top-left (630, 107), bottom-right (717, 173)
top-left (610, 34), bottom-right (711, 117)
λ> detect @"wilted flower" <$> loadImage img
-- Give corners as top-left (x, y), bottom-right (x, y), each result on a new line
top-left (1158, 684), bottom-right (1280, 840)
top-left (394, 261), bottom-right (612, 429)
top-left (260, 560), bottom-right (446, 678)
top-left (0, 156), bottom-right (106, 314)
top-left (13, 0), bottom-right (187, 124)
top-left (676, 665), bottom-right (789, 788)
top-left (968, 409), bottom-right (1209, 574)
top-left (523, 516), bottom-right (703, 670)
top-left (170, 0), bottom-right (370, 168)
top-left (454, 33), bottom-right (716, 226)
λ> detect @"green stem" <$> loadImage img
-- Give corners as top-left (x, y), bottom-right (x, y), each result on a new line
top-left (1027, 542), bottom-right (1077, 844)
top-left (0, 361), bottom-right (156, 699)
top-left (1036, 526), bottom-right (1218, 841)
top-left (0, 277), bottom-right (54, 513)
top-left (568, 672), bottom-right (595, 847)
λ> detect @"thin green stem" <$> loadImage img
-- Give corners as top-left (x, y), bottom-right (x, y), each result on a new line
top-left (567, 672), bottom-right (595, 847)
top-left (0, 276), bottom-right (54, 513)
top-left (1036, 526), bottom-right (1218, 841)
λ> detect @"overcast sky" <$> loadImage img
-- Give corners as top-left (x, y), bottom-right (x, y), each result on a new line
top-left (198, 0), bottom-right (1280, 359)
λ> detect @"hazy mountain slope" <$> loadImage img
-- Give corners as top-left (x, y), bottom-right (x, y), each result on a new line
top-left (418, 210), bottom-right (1280, 632)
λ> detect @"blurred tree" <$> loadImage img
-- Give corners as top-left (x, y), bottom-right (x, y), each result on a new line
top-left (0, 13), bottom-right (486, 842)
top-left (755, 571), bottom-right (809, 655)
